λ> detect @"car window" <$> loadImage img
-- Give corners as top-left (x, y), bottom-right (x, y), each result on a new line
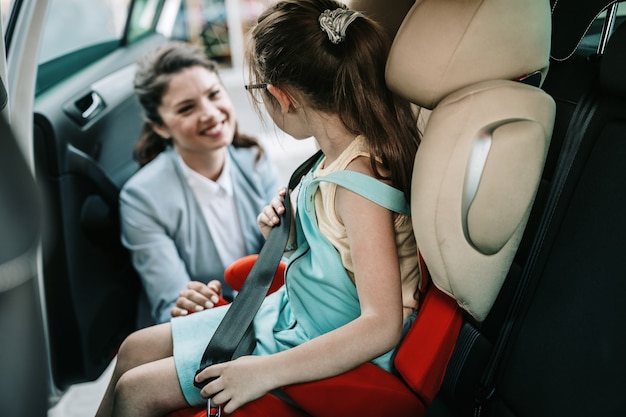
top-left (578, 1), bottom-right (626, 55)
top-left (38, 0), bottom-right (130, 63)
top-left (170, 0), bottom-right (232, 65)
top-left (1, 0), bottom-right (14, 30)
top-left (167, 0), bottom-right (267, 68)
top-left (34, 0), bottom-right (168, 95)
top-left (3, 0), bottom-right (270, 96)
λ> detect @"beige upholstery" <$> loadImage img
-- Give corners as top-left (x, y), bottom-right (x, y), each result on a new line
top-left (345, 0), bottom-right (415, 40)
top-left (387, 0), bottom-right (552, 109)
top-left (386, 0), bottom-right (556, 321)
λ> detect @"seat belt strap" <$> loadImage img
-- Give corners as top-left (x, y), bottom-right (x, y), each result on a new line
top-left (194, 150), bottom-right (324, 389)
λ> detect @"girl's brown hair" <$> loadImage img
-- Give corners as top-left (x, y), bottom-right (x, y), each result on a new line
top-left (133, 41), bottom-right (262, 167)
top-left (246, 0), bottom-right (419, 198)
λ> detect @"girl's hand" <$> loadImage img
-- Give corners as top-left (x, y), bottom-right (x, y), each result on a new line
top-left (170, 280), bottom-right (222, 317)
top-left (257, 187), bottom-right (287, 239)
top-left (196, 356), bottom-right (275, 414)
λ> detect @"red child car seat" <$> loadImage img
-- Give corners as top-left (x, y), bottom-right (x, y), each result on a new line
top-left (167, 0), bottom-right (555, 415)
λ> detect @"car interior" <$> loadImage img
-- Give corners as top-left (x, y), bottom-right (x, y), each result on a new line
top-left (1, 0), bottom-right (626, 416)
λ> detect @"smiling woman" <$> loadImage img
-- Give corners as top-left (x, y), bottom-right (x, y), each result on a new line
top-left (121, 41), bottom-right (281, 328)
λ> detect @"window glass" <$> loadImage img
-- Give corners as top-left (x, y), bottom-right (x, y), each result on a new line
top-left (34, 0), bottom-right (162, 95)
top-left (171, 0), bottom-right (232, 66)
top-left (128, 0), bottom-right (166, 43)
top-left (27, 0), bottom-right (271, 94)
top-left (38, 0), bottom-right (130, 64)
top-left (578, 1), bottom-right (626, 55)
top-left (617, 2), bottom-right (626, 30)
top-left (168, 0), bottom-right (268, 68)
top-left (1, 0), bottom-right (14, 32)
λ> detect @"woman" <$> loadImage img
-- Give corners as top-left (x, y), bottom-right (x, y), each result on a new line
top-left (121, 41), bottom-right (280, 327)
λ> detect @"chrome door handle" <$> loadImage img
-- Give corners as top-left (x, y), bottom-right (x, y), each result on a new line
top-left (80, 91), bottom-right (104, 119)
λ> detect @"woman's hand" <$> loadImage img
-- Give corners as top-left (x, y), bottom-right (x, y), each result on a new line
top-left (170, 280), bottom-right (223, 317)
top-left (196, 356), bottom-right (276, 414)
top-left (257, 187), bottom-right (287, 239)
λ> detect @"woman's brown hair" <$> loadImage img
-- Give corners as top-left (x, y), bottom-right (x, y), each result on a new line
top-left (246, 0), bottom-right (419, 199)
top-left (133, 41), bottom-right (262, 167)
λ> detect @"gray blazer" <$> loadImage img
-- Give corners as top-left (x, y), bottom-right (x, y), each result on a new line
top-left (120, 146), bottom-right (280, 327)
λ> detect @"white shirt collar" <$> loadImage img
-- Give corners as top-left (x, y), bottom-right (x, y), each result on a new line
top-left (176, 150), bottom-right (234, 197)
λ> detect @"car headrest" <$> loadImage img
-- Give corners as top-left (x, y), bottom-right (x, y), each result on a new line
top-left (600, 21), bottom-right (626, 97)
top-left (551, 0), bottom-right (617, 61)
top-left (345, 0), bottom-right (415, 41)
top-left (386, 0), bottom-right (551, 109)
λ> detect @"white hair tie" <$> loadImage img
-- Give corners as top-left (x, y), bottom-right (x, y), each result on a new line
top-left (319, 8), bottom-right (363, 44)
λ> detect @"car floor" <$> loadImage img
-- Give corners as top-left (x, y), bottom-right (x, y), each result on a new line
top-left (48, 359), bottom-right (115, 417)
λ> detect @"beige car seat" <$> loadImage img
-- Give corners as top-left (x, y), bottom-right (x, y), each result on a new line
top-left (385, 0), bottom-right (556, 321)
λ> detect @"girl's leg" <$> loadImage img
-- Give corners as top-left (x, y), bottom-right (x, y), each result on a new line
top-left (95, 323), bottom-right (176, 417)
top-left (112, 356), bottom-right (188, 417)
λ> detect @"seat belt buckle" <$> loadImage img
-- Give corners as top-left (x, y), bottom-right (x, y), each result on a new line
top-left (207, 398), bottom-right (221, 417)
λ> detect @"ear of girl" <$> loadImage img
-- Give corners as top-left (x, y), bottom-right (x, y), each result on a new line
top-left (267, 84), bottom-right (299, 114)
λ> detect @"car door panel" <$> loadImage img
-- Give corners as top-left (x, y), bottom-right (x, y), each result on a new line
top-left (33, 34), bottom-right (167, 390)
top-left (0, 110), bottom-right (48, 417)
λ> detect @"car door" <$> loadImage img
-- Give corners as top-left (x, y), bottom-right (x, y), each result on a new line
top-left (33, 11), bottom-right (165, 399)
top-left (1, 2), bottom-right (50, 416)
top-left (2, 0), bottom-right (175, 406)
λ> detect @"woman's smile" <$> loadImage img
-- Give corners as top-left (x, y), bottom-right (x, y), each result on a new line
top-left (199, 119), bottom-right (227, 138)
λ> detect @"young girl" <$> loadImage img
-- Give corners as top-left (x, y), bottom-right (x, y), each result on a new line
top-left (95, 1), bottom-right (420, 415)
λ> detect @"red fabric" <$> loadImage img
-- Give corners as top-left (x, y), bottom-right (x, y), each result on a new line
top-left (167, 394), bottom-right (309, 417)
top-left (214, 296), bottom-right (229, 307)
top-left (167, 407), bottom-right (204, 417)
top-left (394, 285), bottom-right (463, 404)
top-left (224, 254), bottom-right (286, 295)
top-left (188, 255), bottom-right (283, 310)
top-left (283, 363), bottom-right (425, 417)
top-left (168, 365), bottom-right (424, 417)
top-left (276, 285), bottom-right (461, 416)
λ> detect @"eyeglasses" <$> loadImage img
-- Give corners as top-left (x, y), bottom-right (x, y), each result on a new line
top-left (244, 83), bottom-right (268, 91)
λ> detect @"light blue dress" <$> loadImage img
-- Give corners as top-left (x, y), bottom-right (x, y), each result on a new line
top-left (171, 166), bottom-right (411, 406)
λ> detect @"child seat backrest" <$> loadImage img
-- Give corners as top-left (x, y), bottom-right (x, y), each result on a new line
top-left (386, 0), bottom-right (556, 321)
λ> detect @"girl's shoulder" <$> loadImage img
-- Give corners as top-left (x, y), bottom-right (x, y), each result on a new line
top-left (315, 170), bottom-right (410, 216)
